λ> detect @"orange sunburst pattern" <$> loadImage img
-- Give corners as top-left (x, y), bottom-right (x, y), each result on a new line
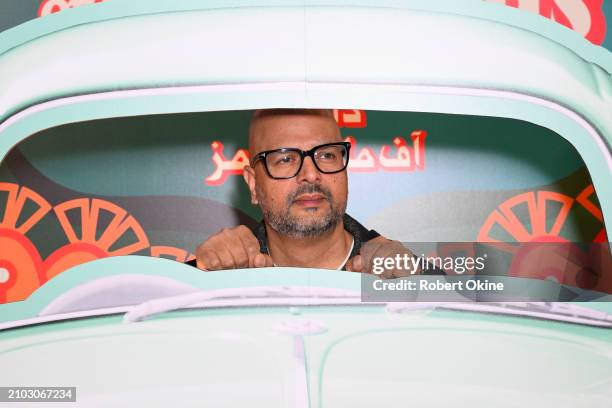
top-left (0, 184), bottom-right (211, 304)
top-left (44, 198), bottom-right (150, 280)
top-left (477, 191), bottom-right (574, 255)
top-left (0, 183), bottom-right (50, 302)
top-left (0, 182), bottom-right (52, 234)
top-left (478, 185), bottom-right (609, 290)
top-left (576, 184), bottom-right (608, 242)
top-left (151, 246), bottom-right (195, 263)
top-left (53, 198), bottom-right (149, 256)
top-left (479, 186), bottom-right (606, 245)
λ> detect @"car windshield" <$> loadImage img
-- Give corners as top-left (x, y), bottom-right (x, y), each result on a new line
top-left (0, 110), bottom-right (609, 320)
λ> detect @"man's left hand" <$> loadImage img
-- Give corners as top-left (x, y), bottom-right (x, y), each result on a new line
top-left (346, 236), bottom-right (420, 279)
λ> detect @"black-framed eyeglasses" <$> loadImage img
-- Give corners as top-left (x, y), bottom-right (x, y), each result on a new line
top-left (251, 142), bottom-right (351, 179)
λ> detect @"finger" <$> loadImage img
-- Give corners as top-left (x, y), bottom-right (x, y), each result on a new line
top-left (263, 254), bottom-right (274, 267)
top-left (195, 243), bottom-right (208, 270)
top-left (359, 242), bottom-right (385, 273)
top-left (373, 243), bottom-right (414, 278)
top-left (374, 247), bottom-right (404, 279)
top-left (198, 249), bottom-right (222, 271)
top-left (222, 232), bottom-right (250, 268)
top-left (217, 228), bottom-right (250, 268)
top-left (195, 250), bottom-right (205, 270)
top-left (196, 258), bottom-right (207, 271)
top-left (254, 253), bottom-right (274, 268)
top-left (253, 253), bottom-right (265, 268)
top-left (347, 255), bottom-right (364, 272)
top-left (382, 266), bottom-right (399, 280)
top-left (236, 226), bottom-right (262, 268)
top-left (215, 242), bottom-right (237, 269)
top-left (392, 267), bottom-right (411, 278)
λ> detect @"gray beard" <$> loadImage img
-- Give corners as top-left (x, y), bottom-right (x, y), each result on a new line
top-left (260, 184), bottom-right (344, 239)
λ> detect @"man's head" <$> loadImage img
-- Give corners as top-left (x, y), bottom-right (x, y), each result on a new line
top-left (243, 109), bottom-right (349, 238)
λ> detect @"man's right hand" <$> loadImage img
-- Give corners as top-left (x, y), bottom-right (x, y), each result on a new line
top-left (195, 225), bottom-right (274, 271)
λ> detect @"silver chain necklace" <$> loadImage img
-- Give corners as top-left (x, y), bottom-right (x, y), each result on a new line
top-left (269, 237), bottom-right (355, 270)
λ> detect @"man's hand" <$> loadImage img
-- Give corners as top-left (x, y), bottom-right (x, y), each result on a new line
top-left (346, 236), bottom-right (420, 279)
top-left (195, 225), bottom-right (274, 271)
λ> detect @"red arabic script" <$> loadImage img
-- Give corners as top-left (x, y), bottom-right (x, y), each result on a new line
top-left (205, 132), bottom-right (427, 186)
top-left (345, 132), bottom-right (427, 172)
top-left (38, 0), bottom-right (104, 16)
top-left (484, 0), bottom-right (606, 44)
top-left (377, 131), bottom-right (427, 172)
top-left (205, 141), bottom-right (250, 186)
top-left (334, 110), bottom-right (367, 128)
top-left (345, 136), bottom-right (379, 172)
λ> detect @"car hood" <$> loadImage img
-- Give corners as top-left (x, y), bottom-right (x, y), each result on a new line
top-left (1, 303), bottom-right (611, 407)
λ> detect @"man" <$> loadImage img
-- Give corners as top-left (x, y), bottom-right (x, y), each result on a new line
top-left (187, 109), bottom-right (419, 278)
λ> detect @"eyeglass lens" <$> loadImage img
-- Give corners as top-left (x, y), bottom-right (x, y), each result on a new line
top-left (265, 144), bottom-right (348, 178)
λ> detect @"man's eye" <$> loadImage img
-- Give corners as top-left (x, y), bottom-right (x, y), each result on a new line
top-left (275, 156), bottom-right (295, 165)
top-left (318, 152), bottom-right (336, 160)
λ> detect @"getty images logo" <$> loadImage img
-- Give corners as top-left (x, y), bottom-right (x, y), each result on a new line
top-left (372, 254), bottom-right (487, 275)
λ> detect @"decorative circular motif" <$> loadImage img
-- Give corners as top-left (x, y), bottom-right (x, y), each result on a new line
top-left (0, 268), bottom-right (9, 284)
top-left (478, 185), bottom-right (608, 290)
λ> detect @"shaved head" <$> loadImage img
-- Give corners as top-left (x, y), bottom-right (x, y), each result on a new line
top-left (248, 109), bottom-right (340, 156)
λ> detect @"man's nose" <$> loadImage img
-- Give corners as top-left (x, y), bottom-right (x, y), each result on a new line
top-left (296, 156), bottom-right (321, 183)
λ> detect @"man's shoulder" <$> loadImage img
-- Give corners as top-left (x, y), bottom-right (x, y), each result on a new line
top-left (343, 213), bottom-right (379, 241)
top-left (343, 213), bottom-right (379, 259)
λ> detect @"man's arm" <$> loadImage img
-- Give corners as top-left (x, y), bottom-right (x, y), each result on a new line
top-left (188, 225), bottom-right (443, 275)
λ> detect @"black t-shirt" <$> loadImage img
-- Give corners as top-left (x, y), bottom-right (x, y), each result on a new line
top-left (255, 213), bottom-right (379, 263)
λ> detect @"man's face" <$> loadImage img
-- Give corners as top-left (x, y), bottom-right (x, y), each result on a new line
top-left (244, 112), bottom-right (348, 238)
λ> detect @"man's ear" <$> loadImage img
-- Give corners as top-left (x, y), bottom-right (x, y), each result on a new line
top-left (243, 165), bottom-right (259, 205)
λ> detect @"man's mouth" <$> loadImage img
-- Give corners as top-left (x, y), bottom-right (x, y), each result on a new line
top-left (293, 194), bottom-right (327, 207)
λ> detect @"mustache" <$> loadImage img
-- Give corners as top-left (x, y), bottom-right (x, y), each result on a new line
top-left (287, 184), bottom-right (333, 204)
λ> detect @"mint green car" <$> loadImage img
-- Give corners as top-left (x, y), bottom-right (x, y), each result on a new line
top-left (0, 1), bottom-right (611, 407)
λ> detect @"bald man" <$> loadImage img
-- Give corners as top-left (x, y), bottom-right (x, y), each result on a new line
top-left (187, 109), bottom-right (419, 277)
